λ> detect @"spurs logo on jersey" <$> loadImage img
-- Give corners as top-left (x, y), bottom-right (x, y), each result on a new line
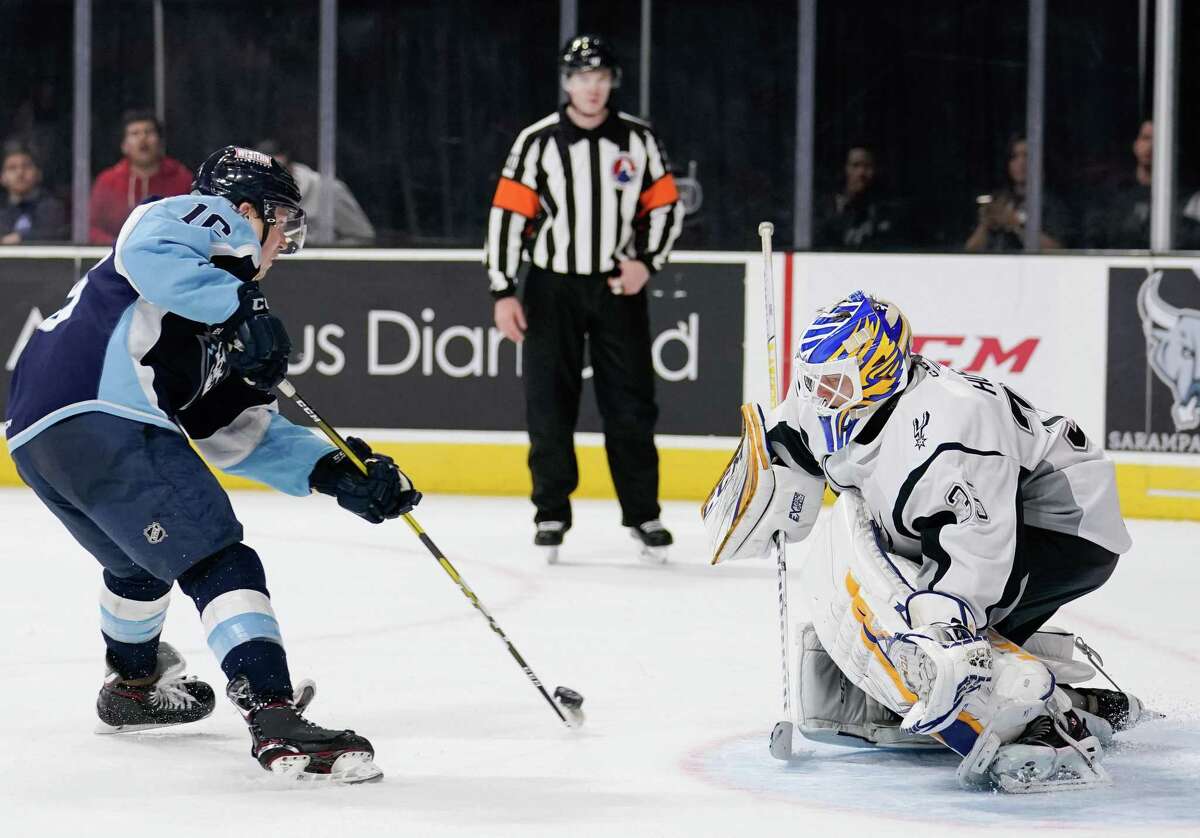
top-left (765, 355), bottom-right (1132, 627)
top-left (485, 108), bottom-right (684, 295)
top-left (913, 411), bottom-right (930, 449)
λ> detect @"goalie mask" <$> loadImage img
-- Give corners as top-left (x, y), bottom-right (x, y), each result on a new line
top-left (794, 290), bottom-right (912, 453)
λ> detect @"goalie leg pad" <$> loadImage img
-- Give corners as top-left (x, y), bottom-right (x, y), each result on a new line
top-left (799, 492), bottom-right (1061, 757)
top-left (796, 622), bottom-right (940, 749)
top-left (798, 491), bottom-right (925, 716)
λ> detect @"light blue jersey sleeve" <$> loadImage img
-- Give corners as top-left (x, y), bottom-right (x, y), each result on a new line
top-left (183, 389), bottom-right (336, 497)
top-left (114, 195), bottom-right (262, 325)
top-left (220, 411), bottom-right (336, 496)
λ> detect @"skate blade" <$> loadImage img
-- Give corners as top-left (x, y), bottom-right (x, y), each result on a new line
top-left (994, 765), bottom-right (1111, 794)
top-left (269, 751), bottom-right (384, 785)
top-left (637, 546), bottom-right (669, 564)
top-left (94, 718), bottom-right (208, 735)
top-left (1133, 707), bottom-right (1167, 726)
top-left (629, 530), bottom-right (668, 564)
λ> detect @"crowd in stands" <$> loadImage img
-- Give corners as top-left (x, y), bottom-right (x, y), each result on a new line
top-left (2, 108), bottom-right (1199, 252)
top-left (0, 109), bottom-right (377, 248)
top-left (814, 118), bottom-right (1200, 253)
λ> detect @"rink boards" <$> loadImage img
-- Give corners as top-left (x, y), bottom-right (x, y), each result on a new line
top-left (0, 247), bottom-right (1196, 520)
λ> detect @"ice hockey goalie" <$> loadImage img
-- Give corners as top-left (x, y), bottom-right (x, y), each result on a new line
top-left (702, 290), bottom-right (1147, 793)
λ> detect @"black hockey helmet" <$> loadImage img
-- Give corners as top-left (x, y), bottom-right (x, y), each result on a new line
top-left (192, 145), bottom-right (307, 254)
top-left (559, 33), bottom-right (621, 87)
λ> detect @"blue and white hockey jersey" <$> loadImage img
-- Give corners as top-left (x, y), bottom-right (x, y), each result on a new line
top-left (5, 194), bottom-right (333, 496)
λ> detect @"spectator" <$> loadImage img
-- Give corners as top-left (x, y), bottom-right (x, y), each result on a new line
top-left (1085, 119), bottom-right (1152, 249)
top-left (965, 135), bottom-right (1068, 252)
top-left (256, 140), bottom-right (375, 245)
top-left (88, 109), bottom-right (192, 245)
top-left (0, 142), bottom-right (67, 244)
top-left (813, 145), bottom-right (906, 250)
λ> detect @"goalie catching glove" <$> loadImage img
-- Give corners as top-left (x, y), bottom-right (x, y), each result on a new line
top-left (309, 437), bottom-right (422, 523)
top-left (701, 403), bottom-right (825, 563)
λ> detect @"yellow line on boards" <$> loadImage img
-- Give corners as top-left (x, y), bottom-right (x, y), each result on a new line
top-left (0, 440), bottom-right (1197, 517)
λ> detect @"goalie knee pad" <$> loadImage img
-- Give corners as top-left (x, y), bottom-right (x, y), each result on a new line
top-left (1020, 626), bottom-right (1098, 684)
top-left (702, 403), bottom-right (825, 563)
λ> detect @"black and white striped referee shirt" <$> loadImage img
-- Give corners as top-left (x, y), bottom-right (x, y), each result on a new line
top-left (485, 106), bottom-right (685, 298)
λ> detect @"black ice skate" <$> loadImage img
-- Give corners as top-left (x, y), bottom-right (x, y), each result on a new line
top-left (95, 642), bottom-right (215, 734)
top-left (227, 675), bottom-right (382, 784)
top-left (535, 521), bottom-right (569, 564)
top-left (1062, 686), bottom-right (1149, 734)
top-left (630, 519), bottom-right (672, 564)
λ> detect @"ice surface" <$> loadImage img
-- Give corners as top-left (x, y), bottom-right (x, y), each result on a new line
top-left (1, 488), bottom-right (1196, 837)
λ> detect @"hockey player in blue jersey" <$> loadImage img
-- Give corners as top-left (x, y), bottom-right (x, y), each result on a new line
top-left (5, 146), bottom-right (419, 783)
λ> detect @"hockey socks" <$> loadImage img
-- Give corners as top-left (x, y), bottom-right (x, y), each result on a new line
top-left (99, 569), bottom-right (172, 680)
top-left (178, 543), bottom-right (293, 701)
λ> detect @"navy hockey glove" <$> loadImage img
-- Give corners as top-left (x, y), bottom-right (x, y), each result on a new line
top-left (213, 282), bottom-right (292, 391)
top-left (309, 437), bottom-right (422, 524)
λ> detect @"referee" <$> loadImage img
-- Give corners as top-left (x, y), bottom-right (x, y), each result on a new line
top-left (485, 33), bottom-right (685, 561)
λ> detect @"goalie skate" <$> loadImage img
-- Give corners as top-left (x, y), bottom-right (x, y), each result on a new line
top-left (959, 703), bottom-right (1109, 794)
top-left (1062, 686), bottom-right (1162, 746)
top-left (989, 712), bottom-right (1109, 793)
top-left (227, 676), bottom-right (382, 784)
top-left (630, 519), bottom-right (672, 564)
top-left (95, 642), bottom-right (215, 734)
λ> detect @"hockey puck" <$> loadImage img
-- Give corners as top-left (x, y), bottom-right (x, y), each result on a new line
top-left (553, 686), bottom-right (586, 728)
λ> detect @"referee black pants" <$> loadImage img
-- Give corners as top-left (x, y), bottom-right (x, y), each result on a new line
top-left (521, 265), bottom-right (660, 528)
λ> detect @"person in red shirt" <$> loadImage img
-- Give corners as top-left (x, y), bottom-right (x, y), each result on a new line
top-left (88, 109), bottom-right (193, 244)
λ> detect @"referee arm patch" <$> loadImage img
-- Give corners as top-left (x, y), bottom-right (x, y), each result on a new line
top-left (638, 174), bottom-right (680, 216)
top-left (492, 177), bottom-right (540, 218)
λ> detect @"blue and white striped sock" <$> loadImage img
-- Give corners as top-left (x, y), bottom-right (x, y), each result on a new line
top-left (99, 573), bottom-right (171, 679)
top-left (178, 543), bottom-right (293, 700)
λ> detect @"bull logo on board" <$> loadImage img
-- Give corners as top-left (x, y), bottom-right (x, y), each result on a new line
top-left (1137, 271), bottom-right (1200, 431)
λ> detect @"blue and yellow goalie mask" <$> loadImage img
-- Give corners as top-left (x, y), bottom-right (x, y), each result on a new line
top-left (794, 290), bottom-right (912, 452)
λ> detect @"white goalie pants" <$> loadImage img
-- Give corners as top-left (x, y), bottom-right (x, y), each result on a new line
top-left (798, 492), bottom-right (1057, 756)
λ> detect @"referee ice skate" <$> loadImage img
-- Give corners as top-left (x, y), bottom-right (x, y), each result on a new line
top-left (486, 34), bottom-right (685, 562)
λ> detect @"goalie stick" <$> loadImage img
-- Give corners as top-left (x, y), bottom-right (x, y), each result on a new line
top-left (275, 378), bottom-right (585, 730)
top-left (757, 222), bottom-right (798, 761)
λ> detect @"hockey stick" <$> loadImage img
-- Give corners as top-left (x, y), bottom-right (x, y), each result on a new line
top-left (275, 378), bottom-right (585, 730)
top-left (757, 222), bottom-right (797, 761)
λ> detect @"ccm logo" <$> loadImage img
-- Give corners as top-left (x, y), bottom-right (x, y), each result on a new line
top-left (911, 336), bottom-right (1039, 373)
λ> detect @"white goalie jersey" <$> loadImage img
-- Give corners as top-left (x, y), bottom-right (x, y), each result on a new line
top-left (753, 356), bottom-right (1132, 630)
